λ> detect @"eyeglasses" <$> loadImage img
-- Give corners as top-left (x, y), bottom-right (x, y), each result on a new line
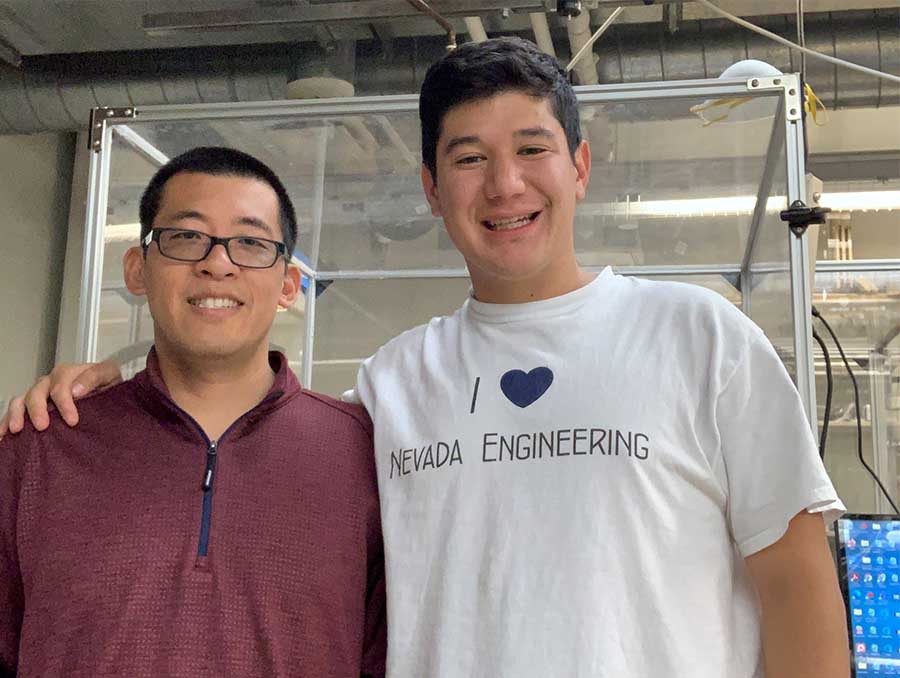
top-left (143, 228), bottom-right (288, 269)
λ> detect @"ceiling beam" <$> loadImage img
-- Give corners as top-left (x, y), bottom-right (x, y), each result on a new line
top-left (143, 2), bottom-right (546, 35)
top-left (0, 33), bottom-right (21, 68)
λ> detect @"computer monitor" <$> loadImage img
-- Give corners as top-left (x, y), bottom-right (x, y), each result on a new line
top-left (836, 514), bottom-right (900, 676)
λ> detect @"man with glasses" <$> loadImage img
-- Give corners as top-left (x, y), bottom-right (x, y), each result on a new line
top-left (0, 146), bottom-right (386, 678)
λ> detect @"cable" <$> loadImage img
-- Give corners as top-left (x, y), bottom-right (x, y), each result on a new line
top-left (404, 0), bottom-right (456, 51)
top-left (695, 0), bottom-right (900, 85)
top-left (795, 0), bottom-right (810, 164)
top-left (812, 327), bottom-right (832, 460)
top-left (566, 7), bottom-right (624, 73)
top-left (813, 306), bottom-right (900, 514)
top-left (796, 0), bottom-right (806, 81)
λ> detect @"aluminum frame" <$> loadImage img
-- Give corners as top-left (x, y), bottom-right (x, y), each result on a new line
top-left (77, 124), bottom-right (112, 362)
top-left (78, 75), bottom-right (808, 400)
top-left (868, 352), bottom-right (893, 514)
top-left (783, 77), bottom-right (818, 433)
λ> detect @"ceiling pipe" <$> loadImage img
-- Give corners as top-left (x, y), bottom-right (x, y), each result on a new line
top-left (1, 9), bottom-right (896, 135)
top-left (529, 12), bottom-right (557, 57)
top-left (565, 10), bottom-right (599, 85)
top-left (464, 16), bottom-right (489, 43)
top-left (404, 0), bottom-right (457, 51)
top-left (567, 8), bottom-right (623, 77)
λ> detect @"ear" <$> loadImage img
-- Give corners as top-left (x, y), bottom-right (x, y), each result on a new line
top-left (420, 163), bottom-right (443, 217)
top-left (573, 140), bottom-right (592, 202)
top-left (278, 263), bottom-right (302, 310)
top-left (123, 246), bottom-right (149, 297)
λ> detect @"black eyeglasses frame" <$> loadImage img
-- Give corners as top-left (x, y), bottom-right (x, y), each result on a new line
top-left (141, 227), bottom-right (289, 270)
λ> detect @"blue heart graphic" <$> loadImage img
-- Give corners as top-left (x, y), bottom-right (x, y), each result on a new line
top-left (500, 367), bottom-right (554, 408)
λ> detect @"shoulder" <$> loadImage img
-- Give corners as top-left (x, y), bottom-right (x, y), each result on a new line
top-left (0, 380), bottom-right (138, 478)
top-left (295, 390), bottom-right (373, 440)
top-left (69, 378), bottom-right (142, 417)
top-left (5, 379), bottom-right (139, 444)
top-left (362, 308), bottom-right (463, 374)
top-left (616, 274), bottom-right (737, 312)
top-left (614, 274), bottom-right (763, 341)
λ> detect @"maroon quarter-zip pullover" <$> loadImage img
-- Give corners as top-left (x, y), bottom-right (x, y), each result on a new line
top-left (0, 350), bottom-right (386, 678)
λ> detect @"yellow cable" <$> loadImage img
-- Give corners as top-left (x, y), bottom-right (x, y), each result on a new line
top-left (804, 83), bottom-right (829, 126)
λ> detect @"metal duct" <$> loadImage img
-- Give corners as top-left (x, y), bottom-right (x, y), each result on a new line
top-left (0, 9), bottom-right (896, 135)
top-left (591, 9), bottom-right (899, 108)
top-left (0, 42), bottom-right (331, 135)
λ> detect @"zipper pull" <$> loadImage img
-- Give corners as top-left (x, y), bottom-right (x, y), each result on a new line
top-left (202, 441), bottom-right (218, 492)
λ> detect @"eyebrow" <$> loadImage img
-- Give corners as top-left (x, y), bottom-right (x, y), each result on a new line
top-left (513, 126), bottom-right (555, 140)
top-left (168, 210), bottom-right (275, 236)
top-left (443, 127), bottom-right (556, 154)
top-left (235, 216), bottom-right (276, 236)
top-left (443, 135), bottom-right (481, 154)
top-left (169, 210), bottom-right (207, 224)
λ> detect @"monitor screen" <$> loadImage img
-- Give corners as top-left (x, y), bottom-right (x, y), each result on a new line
top-left (836, 515), bottom-right (900, 676)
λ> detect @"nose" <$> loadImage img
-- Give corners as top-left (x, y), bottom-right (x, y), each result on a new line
top-left (197, 242), bottom-right (237, 278)
top-left (484, 155), bottom-right (526, 201)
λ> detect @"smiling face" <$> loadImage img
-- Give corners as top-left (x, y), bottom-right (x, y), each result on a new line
top-left (422, 91), bottom-right (591, 303)
top-left (124, 171), bottom-right (300, 369)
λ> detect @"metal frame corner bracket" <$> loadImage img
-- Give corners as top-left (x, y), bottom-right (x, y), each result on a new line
top-left (88, 106), bottom-right (137, 152)
top-left (746, 74), bottom-right (803, 121)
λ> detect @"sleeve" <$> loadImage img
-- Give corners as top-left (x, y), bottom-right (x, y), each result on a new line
top-left (0, 438), bottom-right (24, 675)
top-left (342, 354), bottom-right (379, 409)
top-left (343, 356), bottom-right (378, 413)
top-left (359, 428), bottom-right (387, 678)
top-left (714, 332), bottom-right (845, 558)
top-left (360, 536), bottom-right (387, 678)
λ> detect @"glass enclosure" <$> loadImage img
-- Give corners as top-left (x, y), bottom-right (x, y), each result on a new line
top-left (82, 76), bottom-right (843, 478)
top-left (81, 77), bottom-right (813, 397)
top-left (815, 265), bottom-right (900, 514)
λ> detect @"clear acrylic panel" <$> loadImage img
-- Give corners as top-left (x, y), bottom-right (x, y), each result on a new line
top-left (94, 86), bottom-right (796, 399)
top-left (577, 96), bottom-right (780, 268)
top-left (107, 92), bottom-right (782, 276)
top-left (97, 131), bottom-right (158, 371)
top-left (98, 127), bottom-right (308, 370)
top-left (117, 113), bottom-right (462, 275)
top-left (744, 130), bottom-right (795, 376)
top-left (814, 269), bottom-right (900, 514)
top-left (311, 277), bottom-right (472, 397)
top-left (814, 178), bottom-right (900, 262)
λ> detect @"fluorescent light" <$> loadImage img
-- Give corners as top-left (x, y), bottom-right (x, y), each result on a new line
top-left (590, 191), bottom-right (900, 219)
top-left (104, 190), bottom-right (899, 243)
top-left (823, 191), bottom-right (900, 212)
top-left (589, 196), bottom-right (783, 218)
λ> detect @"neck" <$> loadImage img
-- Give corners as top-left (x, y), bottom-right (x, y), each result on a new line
top-left (470, 259), bottom-right (595, 304)
top-left (154, 343), bottom-right (276, 440)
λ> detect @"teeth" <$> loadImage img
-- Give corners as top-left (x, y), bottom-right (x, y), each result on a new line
top-left (488, 213), bottom-right (536, 230)
top-left (190, 297), bottom-right (240, 309)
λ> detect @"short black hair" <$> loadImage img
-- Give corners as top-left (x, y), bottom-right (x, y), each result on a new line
top-left (419, 36), bottom-right (582, 180)
top-left (139, 146), bottom-right (297, 256)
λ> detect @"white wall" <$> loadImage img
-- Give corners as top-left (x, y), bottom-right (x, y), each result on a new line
top-left (0, 132), bottom-right (76, 402)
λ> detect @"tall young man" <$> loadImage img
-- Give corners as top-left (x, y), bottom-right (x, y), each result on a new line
top-left (0, 147), bottom-right (385, 678)
top-left (3, 39), bottom-right (848, 677)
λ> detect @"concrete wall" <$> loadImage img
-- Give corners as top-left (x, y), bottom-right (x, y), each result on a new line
top-left (0, 132), bottom-right (76, 404)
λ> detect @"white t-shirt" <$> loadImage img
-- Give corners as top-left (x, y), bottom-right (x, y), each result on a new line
top-left (352, 267), bottom-right (844, 678)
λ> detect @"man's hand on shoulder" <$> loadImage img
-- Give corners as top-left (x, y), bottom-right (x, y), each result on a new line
top-left (0, 361), bottom-right (123, 440)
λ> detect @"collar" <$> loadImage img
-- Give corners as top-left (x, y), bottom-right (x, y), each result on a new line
top-left (131, 347), bottom-right (302, 442)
